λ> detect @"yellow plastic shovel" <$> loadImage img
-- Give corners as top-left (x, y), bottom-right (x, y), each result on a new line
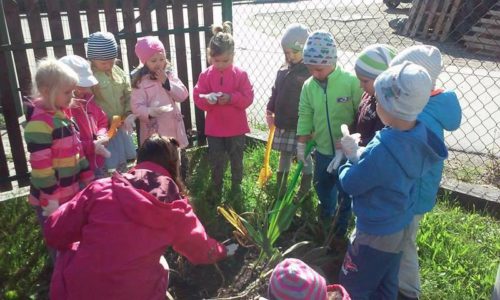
top-left (257, 125), bottom-right (276, 187)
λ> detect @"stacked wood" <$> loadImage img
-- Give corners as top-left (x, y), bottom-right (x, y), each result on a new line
top-left (462, 3), bottom-right (500, 57)
top-left (400, 0), bottom-right (463, 42)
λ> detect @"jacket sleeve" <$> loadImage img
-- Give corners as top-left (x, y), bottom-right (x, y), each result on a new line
top-left (169, 199), bottom-right (227, 264)
top-left (168, 73), bottom-right (189, 103)
top-left (120, 67), bottom-right (133, 114)
top-left (296, 83), bottom-right (314, 136)
top-left (338, 147), bottom-right (387, 196)
top-left (266, 70), bottom-right (280, 113)
top-left (78, 152), bottom-right (94, 186)
top-left (95, 104), bottom-right (109, 137)
top-left (193, 72), bottom-right (214, 112)
top-left (24, 120), bottom-right (59, 201)
top-left (351, 76), bottom-right (363, 114)
top-left (44, 183), bottom-right (96, 250)
top-left (442, 92), bottom-right (462, 131)
top-left (229, 70), bottom-right (254, 110)
top-left (131, 87), bottom-right (151, 122)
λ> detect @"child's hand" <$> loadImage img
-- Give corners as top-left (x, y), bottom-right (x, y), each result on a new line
top-left (154, 69), bottom-right (168, 85)
top-left (94, 137), bottom-right (111, 158)
top-left (266, 111), bottom-right (275, 128)
top-left (217, 93), bottom-right (231, 105)
top-left (340, 124), bottom-right (362, 163)
top-left (225, 243), bottom-right (239, 256)
top-left (42, 199), bottom-right (59, 217)
top-left (296, 142), bottom-right (310, 167)
top-left (148, 104), bottom-right (173, 117)
top-left (327, 149), bottom-right (345, 173)
top-left (200, 93), bottom-right (221, 105)
top-left (122, 114), bottom-right (137, 133)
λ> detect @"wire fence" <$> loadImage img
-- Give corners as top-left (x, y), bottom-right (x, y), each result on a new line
top-left (229, 0), bottom-right (499, 198)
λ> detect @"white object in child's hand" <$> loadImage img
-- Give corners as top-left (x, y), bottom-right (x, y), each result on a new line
top-left (296, 142), bottom-right (310, 167)
top-left (225, 243), bottom-right (239, 256)
top-left (148, 102), bottom-right (173, 117)
top-left (200, 92), bottom-right (223, 105)
top-left (94, 137), bottom-right (111, 158)
top-left (123, 114), bottom-right (137, 133)
top-left (327, 149), bottom-right (345, 173)
top-left (42, 199), bottom-right (59, 217)
top-left (340, 124), bottom-right (362, 164)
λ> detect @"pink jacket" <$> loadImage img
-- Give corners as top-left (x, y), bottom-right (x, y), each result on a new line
top-left (66, 94), bottom-right (108, 171)
top-left (193, 65), bottom-right (254, 137)
top-left (131, 73), bottom-right (189, 148)
top-left (45, 162), bottom-right (227, 300)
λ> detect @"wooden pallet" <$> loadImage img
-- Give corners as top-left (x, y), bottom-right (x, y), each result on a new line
top-left (463, 4), bottom-right (500, 58)
top-left (400, 0), bottom-right (462, 41)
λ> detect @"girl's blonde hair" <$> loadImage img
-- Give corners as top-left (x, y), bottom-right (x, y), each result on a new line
top-left (32, 58), bottom-right (79, 110)
top-left (208, 21), bottom-right (234, 57)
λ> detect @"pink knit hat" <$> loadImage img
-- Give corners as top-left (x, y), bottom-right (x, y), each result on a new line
top-left (135, 36), bottom-right (165, 64)
top-left (268, 258), bottom-right (327, 300)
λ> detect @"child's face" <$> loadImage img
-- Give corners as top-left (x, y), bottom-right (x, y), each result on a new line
top-left (357, 74), bottom-right (375, 96)
top-left (145, 52), bottom-right (167, 73)
top-left (54, 83), bottom-right (77, 109)
top-left (73, 86), bottom-right (93, 99)
top-left (284, 48), bottom-right (303, 65)
top-left (306, 64), bottom-right (335, 81)
top-left (92, 59), bottom-right (115, 72)
top-left (211, 52), bottom-right (234, 71)
top-left (375, 95), bottom-right (391, 126)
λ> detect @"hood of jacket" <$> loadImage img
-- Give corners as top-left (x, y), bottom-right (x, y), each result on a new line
top-left (112, 161), bottom-right (183, 230)
top-left (377, 122), bottom-right (448, 179)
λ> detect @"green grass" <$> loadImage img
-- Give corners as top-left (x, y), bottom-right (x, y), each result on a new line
top-left (0, 144), bottom-right (498, 299)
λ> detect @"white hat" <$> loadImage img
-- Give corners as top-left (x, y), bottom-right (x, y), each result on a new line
top-left (390, 45), bottom-right (442, 88)
top-left (59, 55), bottom-right (98, 88)
top-left (374, 61), bottom-right (432, 122)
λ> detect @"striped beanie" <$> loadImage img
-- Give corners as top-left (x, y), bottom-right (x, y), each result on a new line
top-left (355, 44), bottom-right (398, 79)
top-left (303, 31), bottom-right (337, 67)
top-left (390, 44), bottom-right (443, 88)
top-left (268, 258), bottom-right (327, 300)
top-left (281, 23), bottom-right (309, 51)
top-left (87, 32), bottom-right (118, 60)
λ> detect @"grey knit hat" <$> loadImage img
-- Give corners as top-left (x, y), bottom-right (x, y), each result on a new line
top-left (390, 45), bottom-right (442, 88)
top-left (302, 31), bottom-right (337, 66)
top-left (87, 32), bottom-right (118, 60)
top-left (281, 23), bottom-right (309, 51)
top-left (355, 44), bottom-right (398, 79)
top-left (374, 61), bottom-right (432, 122)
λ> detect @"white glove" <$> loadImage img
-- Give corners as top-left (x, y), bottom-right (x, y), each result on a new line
top-left (340, 124), bottom-right (362, 164)
top-left (200, 92), bottom-right (223, 105)
top-left (327, 149), bottom-right (345, 173)
top-left (225, 243), bottom-right (239, 256)
top-left (123, 114), bottom-right (137, 133)
top-left (42, 199), bottom-right (59, 217)
top-left (148, 103), bottom-right (173, 117)
top-left (296, 142), bottom-right (310, 167)
top-left (266, 112), bottom-right (275, 128)
top-left (94, 137), bottom-right (111, 158)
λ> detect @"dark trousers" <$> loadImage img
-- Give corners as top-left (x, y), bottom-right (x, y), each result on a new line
top-left (207, 135), bottom-right (245, 189)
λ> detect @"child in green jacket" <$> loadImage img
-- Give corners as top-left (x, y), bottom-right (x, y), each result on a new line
top-left (296, 30), bottom-right (362, 235)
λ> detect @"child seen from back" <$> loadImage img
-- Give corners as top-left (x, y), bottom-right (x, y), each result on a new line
top-left (338, 62), bottom-right (448, 299)
top-left (296, 31), bottom-right (362, 235)
top-left (265, 23), bottom-right (313, 204)
top-left (59, 55), bottom-right (110, 179)
top-left (87, 31), bottom-right (136, 173)
top-left (193, 22), bottom-right (254, 201)
top-left (24, 58), bottom-right (94, 221)
top-left (131, 36), bottom-right (190, 178)
top-left (390, 45), bottom-right (462, 300)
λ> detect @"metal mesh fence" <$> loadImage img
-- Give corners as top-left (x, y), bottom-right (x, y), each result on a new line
top-left (230, 0), bottom-right (500, 197)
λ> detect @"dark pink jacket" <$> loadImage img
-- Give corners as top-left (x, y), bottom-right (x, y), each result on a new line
top-left (45, 162), bottom-right (227, 300)
top-left (65, 94), bottom-right (108, 171)
top-left (193, 65), bottom-right (254, 137)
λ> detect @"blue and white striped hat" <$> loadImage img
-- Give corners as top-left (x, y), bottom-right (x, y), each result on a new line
top-left (87, 32), bottom-right (118, 60)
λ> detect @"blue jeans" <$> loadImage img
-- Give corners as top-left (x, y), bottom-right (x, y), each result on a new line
top-left (313, 151), bottom-right (352, 235)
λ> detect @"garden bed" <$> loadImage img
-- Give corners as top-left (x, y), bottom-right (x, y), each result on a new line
top-left (0, 145), bottom-right (499, 299)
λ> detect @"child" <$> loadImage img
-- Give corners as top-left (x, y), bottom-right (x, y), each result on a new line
top-left (353, 44), bottom-right (397, 146)
top-left (44, 134), bottom-right (237, 300)
top-left (268, 258), bottom-right (351, 300)
top-left (87, 31), bottom-right (136, 173)
top-left (130, 36), bottom-right (190, 178)
top-left (23, 58), bottom-right (94, 219)
top-left (266, 23), bottom-right (313, 203)
top-left (59, 55), bottom-right (110, 178)
top-left (337, 62), bottom-right (448, 299)
top-left (296, 30), bottom-right (362, 235)
top-left (193, 22), bottom-right (254, 199)
top-left (389, 45), bottom-right (462, 300)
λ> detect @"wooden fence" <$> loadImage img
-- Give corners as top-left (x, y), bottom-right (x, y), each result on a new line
top-left (0, 0), bottom-right (231, 193)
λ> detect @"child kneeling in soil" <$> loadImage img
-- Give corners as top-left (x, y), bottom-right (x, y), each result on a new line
top-left (266, 258), bottom-right (350, 300)
top-left (44, 134), bottom-right (237, 300)
top-left (337, 62), bottom-right (448, 299)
